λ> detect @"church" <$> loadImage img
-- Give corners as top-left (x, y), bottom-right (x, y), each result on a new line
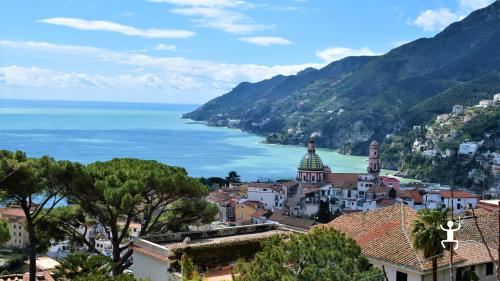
top-left (284, 139), bottom-right (399, 217)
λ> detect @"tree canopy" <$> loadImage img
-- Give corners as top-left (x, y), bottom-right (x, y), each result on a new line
top-left (233, 228), bottom-right (383, 281)
top-left (0, 220), bottom-right (11, 245)
top-left (0, 150), bottom-right (85, 281)
top-left (44, 158), bottom-right (218, 275)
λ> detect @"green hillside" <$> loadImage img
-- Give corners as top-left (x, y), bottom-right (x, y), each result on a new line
top-left (184, 2), bottom-right (500, 156)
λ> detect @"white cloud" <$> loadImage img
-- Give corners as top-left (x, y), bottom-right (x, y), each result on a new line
top-left (170, 6), bottom-right (268, 34)
top-left (0, 40), bottom-right (323, 102)
top-left (239, 36), bottom-right (293, 46)
top-left (458, 0), bottom-right (494, 10)
top-left (412, 8), bottom-right (459, 31)
top-left (39, 17), bottom-right (195, 39)
top-left (147, 0), bottom-right (247, 7)
top-left (315, 47), bottom-right (376, 62)
top-left (155, 43), bottom-right (177, 51)
top-left (412, 0), bottom-right (494, 32)
top-left (151, 0), bottom-right (268, 34)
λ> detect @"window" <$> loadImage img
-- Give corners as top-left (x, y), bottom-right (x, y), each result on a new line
top-left (456, 203), bottom-right (462, 209)
top-left (13, 225), bottom-right (16, 229)
top-left (470, 265), bottom-right (475, 272)
top-left (486, 262), bottom-right (494, 275)
top-left (396, 271), bottom-right (407, 281)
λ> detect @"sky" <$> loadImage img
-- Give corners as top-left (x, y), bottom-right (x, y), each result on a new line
top-left (0, 0), bottom-right (495, 104)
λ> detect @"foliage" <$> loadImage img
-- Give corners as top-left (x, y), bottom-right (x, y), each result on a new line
top-left (332, 209), bottom-right (343, 219)
top-left (412, 207), bottom-right (448, 281)
top-left (225, 171), bottom-right (241, 184)
top-left (44, 158), bottom-right (218, 275)
top-left (174, 240), bottom-right (264, 268)
top-left (0, 220), bottom-right (11, 245)
top-left (184, 3), bottom-right (500, 155)
top-left (53, 252), bottom-right (112, 280)
top-left (461, 269), bottom-right (479, 281)
top-left (316, 200), bottom-right (333, 223)
top-left (0, 150), bottom-right (85, 281)
top-left (233, 228), bottom-right (383, 281)
top-left (73, 273), bottom-right (150, 281)
top-left (181, 257), bottom-right (195, 281)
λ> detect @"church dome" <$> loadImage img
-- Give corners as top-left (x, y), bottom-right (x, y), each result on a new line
top-left (299, 152), bottom-right (324, 171)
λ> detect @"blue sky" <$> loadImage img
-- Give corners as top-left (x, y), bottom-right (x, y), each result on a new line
top-left (0, 0), bottom-right (495, 104)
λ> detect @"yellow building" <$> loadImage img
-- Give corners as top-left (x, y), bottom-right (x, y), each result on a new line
top-left (0, 207), bottom-right (29, 248)
top-left (236, 201), bottom-right (263, 225)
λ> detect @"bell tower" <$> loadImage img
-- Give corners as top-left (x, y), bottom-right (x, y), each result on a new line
top-left (368, 140), bottom-right (380, 175)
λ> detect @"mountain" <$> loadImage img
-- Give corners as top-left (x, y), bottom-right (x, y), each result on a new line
top-left (184, 2), bottom-right (500, 155)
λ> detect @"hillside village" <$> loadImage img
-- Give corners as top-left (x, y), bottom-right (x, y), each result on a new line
top-left (206, 140), bottom-right (484, 230)
top-left (1, 137), bottom-right (498, 281)
top-left (382, 93), bottom-right (500, 194)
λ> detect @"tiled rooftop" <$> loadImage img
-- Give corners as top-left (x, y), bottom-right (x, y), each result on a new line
top-left (318, 204), bottom-right (497, 272)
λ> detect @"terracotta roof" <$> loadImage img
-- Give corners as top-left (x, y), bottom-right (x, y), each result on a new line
top-left (247, 182), bottom-right (285, 193)
top-left (298, 182), bottom-right (324, 189)
top-left (456, 209), bottom-right (499, 250)
top-left (477, 199), bottom-right (500, 212)
top-left (0, 208), bottom-right (26, 218)
top-left (280, 181), bottom-right (298, 188)
top-left (367, 186), bottom-right (391, 193)
top-left (130, 243), bottom-right (170, 263)
top-left (439, 190), bottom-right (479, 198)
top-left (377, 198), bottom-right (396, 207)
top-left (325, 173), bottom-right (359, 187)
top-left (241, 201), bottom-right (263, 208)
top-left (250, 209), bottom-right (270, 218)
top-left (379, 176), bottom-right (400, 183)
top-left (317, 204), bottom-right (483, 272)
top-left (268, 212), bottom-right (315, 230)
top-left (454, 240), bottom-right (498, 266)
top-left (398, 189), bottom-right (423, 204)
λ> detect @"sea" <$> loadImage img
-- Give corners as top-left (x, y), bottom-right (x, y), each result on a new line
top-left (0, 99), bottom-right (368, 181)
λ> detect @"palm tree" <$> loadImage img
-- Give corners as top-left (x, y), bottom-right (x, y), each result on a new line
top-left (412, 207), bottom-right (448, 281)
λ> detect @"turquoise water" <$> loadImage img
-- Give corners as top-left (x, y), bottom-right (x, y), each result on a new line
top-left (0, 100), bottom-right (368, 181)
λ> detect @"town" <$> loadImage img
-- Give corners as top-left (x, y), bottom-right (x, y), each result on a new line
top-left (0, 125), bottom-right (498, 281)
top-left (1, 1), bottom-right (500, 280)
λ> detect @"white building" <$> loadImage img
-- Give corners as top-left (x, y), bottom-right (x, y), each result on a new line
top-left (479, 100), bottom-right (494, 108)
top-left (494, 93), bottom-right (500, 103)
top-left (131, 224), bottom-right (300, 281)
top-left (424, 190), bottom-right (479, 212)
top-left (459, 142), bottom-right (479, 156)
top-left (246, 183), bottom-right (286, 211)
top-left (452, 104), bottom-right (464, 115)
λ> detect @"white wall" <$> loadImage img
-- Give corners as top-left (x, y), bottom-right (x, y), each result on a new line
top-left (247, 187), bottom-right (284, 210)
top-left (372, 259), bottom-right (498, 281)
top-left (370, 259), bottom-right (421, 281)
top-left (132, 251), bottom-right (177, 281)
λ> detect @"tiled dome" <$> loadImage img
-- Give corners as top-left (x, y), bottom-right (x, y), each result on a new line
top-left (299, 152), bottom-right (324, 171)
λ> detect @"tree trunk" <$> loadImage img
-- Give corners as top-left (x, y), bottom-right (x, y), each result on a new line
top-left (432, 257), bottom-right (437, 281)
top-left (26, 217), bottom-right (37, 281)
